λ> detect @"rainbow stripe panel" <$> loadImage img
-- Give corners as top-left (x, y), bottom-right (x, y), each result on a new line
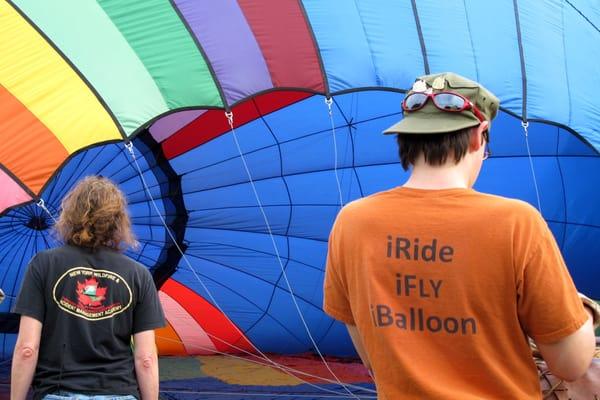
top-left (155, 278), bottom-right (254, 356)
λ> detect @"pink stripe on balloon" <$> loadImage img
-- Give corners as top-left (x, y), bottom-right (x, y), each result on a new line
top-left (159, 291), bottom-right (217, 355)
top-left (0, 169), bottom-right (31, 214)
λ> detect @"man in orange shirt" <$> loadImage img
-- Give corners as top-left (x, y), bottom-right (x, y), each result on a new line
top-left (323, 72), bottom-right (595, 399)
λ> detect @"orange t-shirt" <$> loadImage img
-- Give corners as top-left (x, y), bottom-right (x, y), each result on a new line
top-left (323, 187), bottom-right (588, 399)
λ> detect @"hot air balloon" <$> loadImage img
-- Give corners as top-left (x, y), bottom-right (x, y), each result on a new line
top-left (1, 0), bottom-right (598, 397)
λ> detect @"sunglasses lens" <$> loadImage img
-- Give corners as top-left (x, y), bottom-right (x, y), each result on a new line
top-left (434, 93), bottom-right (467, 111)
top-left (404, 93), bottom-right (428, 110)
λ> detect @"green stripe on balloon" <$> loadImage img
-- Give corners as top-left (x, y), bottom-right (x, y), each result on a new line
top-left (98, 0), bottom-right (223, 109)
top-left (12, 0), bottom-right (169, 137)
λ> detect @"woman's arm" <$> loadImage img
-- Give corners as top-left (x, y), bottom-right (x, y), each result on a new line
top-left (133, 330), bottom-right (159, 399)
top-left (11, 316), bottom-right (42, 400)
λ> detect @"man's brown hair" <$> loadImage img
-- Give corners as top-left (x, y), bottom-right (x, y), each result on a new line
top-left (396, 127), bottom-right (487, 171)
top-left (55, 176), bottom-right (137, 251)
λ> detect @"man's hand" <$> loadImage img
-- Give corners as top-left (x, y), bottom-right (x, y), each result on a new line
top-left (11, 316), bottom-right (42, 400)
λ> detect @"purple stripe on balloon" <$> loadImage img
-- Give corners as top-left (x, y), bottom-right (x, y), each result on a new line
top-left (173, 0), bottom-right (273, 106)
top-left (149, 109), bottom-right (205, 142)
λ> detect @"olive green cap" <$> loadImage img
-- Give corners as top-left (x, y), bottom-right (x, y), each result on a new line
top-left (384, 72), bottom-right (500, 134)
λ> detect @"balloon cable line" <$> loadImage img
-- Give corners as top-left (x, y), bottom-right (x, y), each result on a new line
top-left (325, 98), bottom-right (344, 208)
top-left (521, 121), bottom-right (543, 212)
top-left (36, 199), bottom-right (57, 224)
top-left (124, 142), bottom-right (373, 397)
top-left (225, 111), bottom-right (362, 400)
top-left (155, 334), bottom-right (376, 396)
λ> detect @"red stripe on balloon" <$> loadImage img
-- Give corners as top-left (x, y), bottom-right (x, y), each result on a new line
top-left (162, 91), bottom-right (312, 159)
top-left (237, 0), bottom-right (325, 92)
top-left (160, 278), bottom-right (255, 353)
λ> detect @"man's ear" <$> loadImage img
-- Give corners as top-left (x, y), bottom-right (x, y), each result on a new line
top-left (469, 121), bottom-right (489, 152)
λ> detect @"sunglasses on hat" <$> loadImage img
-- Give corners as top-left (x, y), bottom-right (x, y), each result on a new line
top-left (402, 91), bottom-right (486, 123)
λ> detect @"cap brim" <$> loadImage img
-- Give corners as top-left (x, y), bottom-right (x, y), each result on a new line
top-left (383, 108), bottom-right (481, 135)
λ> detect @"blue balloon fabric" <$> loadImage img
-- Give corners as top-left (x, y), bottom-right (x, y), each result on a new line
top-left (0, 90), bottom-right (598, 358)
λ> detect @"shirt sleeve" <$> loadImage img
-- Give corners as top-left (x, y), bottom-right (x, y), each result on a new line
top-left (13, 253), bottom-right (46, 323)
top-left (132, 267), bottom-right (166, 334)
top-left (516, 219), bottom-right (588, 344)
top-left (323, 210), bottom-right (355, 325)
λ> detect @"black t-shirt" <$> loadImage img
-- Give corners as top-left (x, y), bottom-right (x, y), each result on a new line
top-left (13, 245), bottom-right (165, 399)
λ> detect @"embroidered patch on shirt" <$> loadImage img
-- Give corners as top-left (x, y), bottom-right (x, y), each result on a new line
top-left (52, 267), bottom-right (132, 321)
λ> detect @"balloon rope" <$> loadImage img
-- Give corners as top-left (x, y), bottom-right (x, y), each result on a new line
top-left (521, 121), bottom-right (543, 212)
top-left (325, 98), bottom-right (344, 208)
top-left (225, 112), bottom-right (362, 400)
top-left (36, 199), bottom-right (58, 224)
top-left (155, 334), bottom-right (376, 395)
top-left (124, 142), bottom-right (369, 397)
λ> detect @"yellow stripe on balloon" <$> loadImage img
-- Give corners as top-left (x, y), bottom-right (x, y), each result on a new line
top-left (0, 2), bottom-right (122, 154)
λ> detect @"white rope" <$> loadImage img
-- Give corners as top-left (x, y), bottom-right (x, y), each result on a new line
top-left (521, 121), bottom-right (543, 212)
top-left (36, 198), bottom-right (57, 224)
top-left (325, 97), bottom-right (344, 208)
top-left (124, 142), bottom-right (371, 397)
top-left (156, 334), bottom-right (376, 395)
top-left (225, 112), bottom-right (361, 400)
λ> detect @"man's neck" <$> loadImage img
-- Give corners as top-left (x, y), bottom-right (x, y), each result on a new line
top-left (403, 162), bottom-right (471, 190)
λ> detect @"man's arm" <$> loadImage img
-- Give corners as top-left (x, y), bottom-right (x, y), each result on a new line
top-left (516, 215), bottom-right (597, 382)
top-left (346, 324), bottom-right (373, 376)
top-left (536, 309), bottom-right (595, 382)
top-left (11, 316), bottom-right (42, 400)
top-left (133, 330), bottom-right (159, 399)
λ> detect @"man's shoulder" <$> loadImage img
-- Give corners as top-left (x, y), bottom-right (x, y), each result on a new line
top-left (337, 189), bottom-right (543, 224)
top-left (335, 189), bottom-right (392, 223)
top-left (340, 188), bottom-right (538, 210)
top-left (341, 187), bottom-right (400, 210)
top-left (338, 189), bottom-right (543, 222)
top-left (467, 192), bottom-right (554, 243)
top-left (472, 191), bottom-right (542, 220)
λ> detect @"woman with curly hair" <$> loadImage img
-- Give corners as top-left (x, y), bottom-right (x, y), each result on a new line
top-left (12, 176), bottom-right (165, 400)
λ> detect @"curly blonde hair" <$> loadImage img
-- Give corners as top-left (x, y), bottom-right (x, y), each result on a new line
top-left (55, 176), bottom-right (137, 251)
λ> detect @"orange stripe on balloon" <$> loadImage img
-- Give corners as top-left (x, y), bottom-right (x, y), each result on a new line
top-left (155, 320), bottom-right (187, 356)
top-left (0, 85), bottom-right (68, 194)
